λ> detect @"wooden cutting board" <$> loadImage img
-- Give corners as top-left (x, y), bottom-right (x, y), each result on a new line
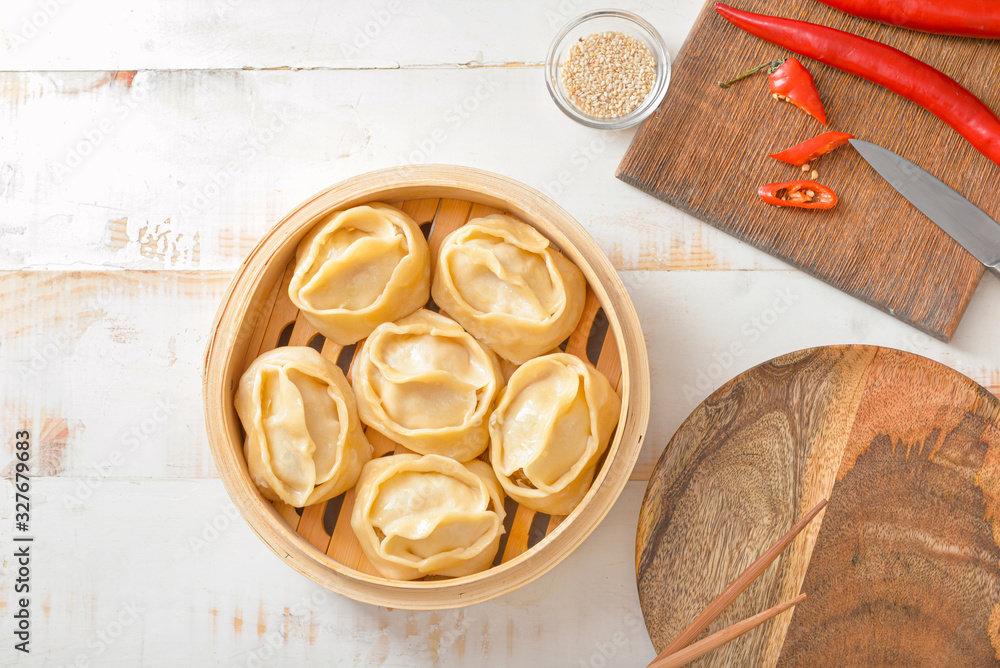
top-left (616, 0), bottom-right (999, 341)
top-left (636, 345), bottom-right (1000, 666)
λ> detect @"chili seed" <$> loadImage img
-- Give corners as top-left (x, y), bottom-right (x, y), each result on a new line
top-left (811, 169), bottom-right (819, 179)
top-left (801, 164), bottom-right (810, 172)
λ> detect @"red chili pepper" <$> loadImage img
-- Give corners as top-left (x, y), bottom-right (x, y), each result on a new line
top-left (715, 3), bottom-right (1000, 167)
top-left (758, 180), bottom-right (837, 209)
top-left (718, 58), bottom-right (827, 124)
top-left (770, 131), bottom-right (854, 166)
top-left (813, 0), bottom-right (1000, 39)
top-left (769, 58), bottom-right (826, 125)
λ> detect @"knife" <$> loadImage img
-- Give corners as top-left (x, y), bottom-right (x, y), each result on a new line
top-left (849, 138), bottom-right (1000, 279)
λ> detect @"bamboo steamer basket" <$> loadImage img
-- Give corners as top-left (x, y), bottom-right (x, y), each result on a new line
top-left (203, 165), bottom-right (650, 609)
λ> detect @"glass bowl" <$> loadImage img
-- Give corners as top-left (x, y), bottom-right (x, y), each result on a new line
top-left (545, 9), bottom-right (671, 130)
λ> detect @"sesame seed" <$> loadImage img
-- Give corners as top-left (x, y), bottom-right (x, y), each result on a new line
top-left (561, 31), bottom-right (657, 118)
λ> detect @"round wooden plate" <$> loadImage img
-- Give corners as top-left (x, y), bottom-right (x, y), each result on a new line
top-left (637, 345), bottom-right (1000, 667)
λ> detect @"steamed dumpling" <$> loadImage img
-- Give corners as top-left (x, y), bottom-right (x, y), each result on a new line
top-left (489, 352), bottom-right (620, 515)
top-left (431, 214), bottom-right (586, 364)
top-left (235, 346), bottom-right (372, 507)
top-left (288, 203), bottom-right (430, 345)
top-left (351, 454), bottom-right (506, 580)
top-left (353, 309), bottom-right (503, 461)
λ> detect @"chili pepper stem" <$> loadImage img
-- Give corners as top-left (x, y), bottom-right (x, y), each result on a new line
top-left (716, 3), bottom-right (1000, 166)
top-left (717, 60), bottom-right (784, 88)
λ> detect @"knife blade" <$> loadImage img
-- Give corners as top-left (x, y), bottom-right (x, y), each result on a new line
top-left (849, 139), bottom-right (1000, 279)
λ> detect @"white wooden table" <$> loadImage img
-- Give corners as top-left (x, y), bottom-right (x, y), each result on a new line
top-left (2, 1), bottom-right (998, 666)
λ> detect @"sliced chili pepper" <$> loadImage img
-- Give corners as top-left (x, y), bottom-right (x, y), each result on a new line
top-left (813, 0), bottom-right (1000, 39)
top-left (758, 180), bottom-right (837, 209)
top-left (718, 58), bottom-right (827, 124)
top-left (715, 4), bottom-right (1000, 167)
top-left (769, 58), bottom-right (826, 125)
top-left (770, 131), bottom-right (854, 166)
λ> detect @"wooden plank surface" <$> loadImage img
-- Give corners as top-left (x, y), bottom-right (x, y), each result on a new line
top-left (1, 1), bottom-right (999, 664)
top-left (0, 67), bottom-right (778, 274)
top-left (617, 0), bottom-right (997, 341)
top-left (0, 479), bottom-right (655, 667)
top-left (0, 0), bottom-right (700, 71)
top-left (636, 346), bottom-right (1000, 667)
top-left (2, 269), bottom-right (998, 483)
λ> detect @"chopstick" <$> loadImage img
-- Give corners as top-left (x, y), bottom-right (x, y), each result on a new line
top-left (647, 593), bottom-right (807, 668)
top-left (646, 498), bottom-right (827, 668)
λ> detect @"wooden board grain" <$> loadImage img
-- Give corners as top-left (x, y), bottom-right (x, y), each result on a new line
top-left (636, 345), bottom-right (1000, 667)
top-left (616, 0), bottom-right (996, 341)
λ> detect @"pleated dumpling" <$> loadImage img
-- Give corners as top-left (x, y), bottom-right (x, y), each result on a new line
top-left (288, 203), bottom-right (430, 345)
top-left (353, 309), bottom-right (503, 461)
top-left (351, 454), bottom-right (506, 580)
top-left (235, 346), bottom-right (372, 508)
top-left (489, 352), bottom-right (620, 515)
top-left (431, 214), bottom-right (586, 364)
